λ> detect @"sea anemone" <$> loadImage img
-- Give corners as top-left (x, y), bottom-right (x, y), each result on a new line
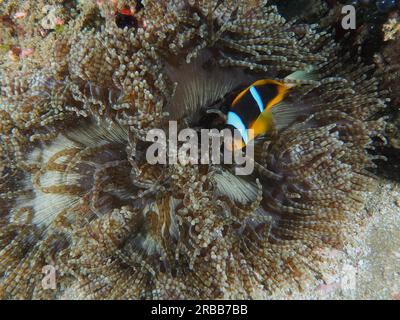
top-left (0, 0), bottom-right (392, 299)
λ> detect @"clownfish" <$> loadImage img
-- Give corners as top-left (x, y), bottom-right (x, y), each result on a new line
top-left (226, 71), bottom-right (314, 150)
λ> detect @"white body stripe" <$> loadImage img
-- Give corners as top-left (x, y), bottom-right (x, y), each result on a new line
top-left (250, 86), bottom-right (264, 113)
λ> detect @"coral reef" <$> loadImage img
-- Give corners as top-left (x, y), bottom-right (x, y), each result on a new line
top-left (0, 0), bottom-right (395, 299)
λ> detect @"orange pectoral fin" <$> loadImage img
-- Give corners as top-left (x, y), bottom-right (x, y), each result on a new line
top-left (225, 135), bottom-right (246, 151)
top-left (249, 111), bottom-right (274, 139)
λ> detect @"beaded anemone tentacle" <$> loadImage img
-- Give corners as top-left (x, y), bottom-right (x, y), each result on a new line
top-left (0, 0), bottom-right (391, 299)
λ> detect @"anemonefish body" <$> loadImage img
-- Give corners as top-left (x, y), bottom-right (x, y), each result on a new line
top-left (226, 71), bottom-right (312, 150)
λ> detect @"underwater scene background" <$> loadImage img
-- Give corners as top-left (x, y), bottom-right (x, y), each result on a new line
top-left (0, 0), bottom-right (399, 299)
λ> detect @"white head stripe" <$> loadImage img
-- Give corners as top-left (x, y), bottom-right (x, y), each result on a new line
top-left (227, 111), bottom-right (248, 144)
